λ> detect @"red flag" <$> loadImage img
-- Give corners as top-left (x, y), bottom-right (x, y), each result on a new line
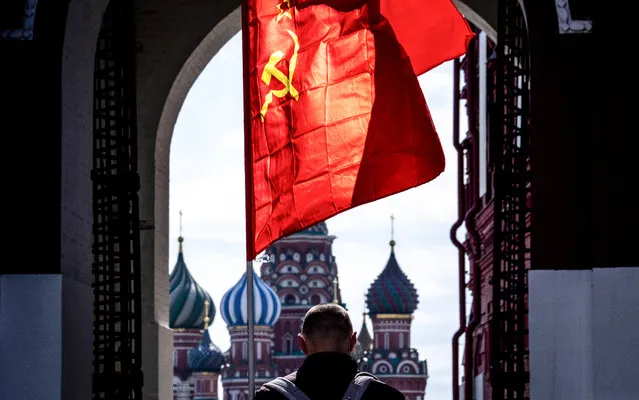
top-left (380, 0), bottom-right (474, 75)
top-left (243, 0), bottom-right (473, 260)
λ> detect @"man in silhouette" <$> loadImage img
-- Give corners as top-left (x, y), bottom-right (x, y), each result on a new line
top-left (255, 303), bottom-right (405, 400)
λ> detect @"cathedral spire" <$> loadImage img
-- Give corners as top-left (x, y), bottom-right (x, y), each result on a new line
top-left (390, 214), bottom-right (396, 253)
top-left (178, 210), bottom-right (184, 253)
top-left (204, 299), bottom-right (210, 330)
top-left (357, 312), bottom-right (373, 351)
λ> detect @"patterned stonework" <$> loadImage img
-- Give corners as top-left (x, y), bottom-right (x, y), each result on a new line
top-left (0, 0), bottom-right (38, 40)
top-left (555, 0), bottom-right (593, 34)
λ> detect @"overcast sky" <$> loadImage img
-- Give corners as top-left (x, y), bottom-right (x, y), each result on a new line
top-left (169, 31), bottom-right (469, 400)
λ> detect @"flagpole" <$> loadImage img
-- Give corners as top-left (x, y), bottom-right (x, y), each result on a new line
top-left (241, 0), bottom-right (256, 397)
top-left (246, 261), bottom-right (256, 398)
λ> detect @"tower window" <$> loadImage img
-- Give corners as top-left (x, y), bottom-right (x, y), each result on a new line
top-left (384, 332), bottom-right (389, 349)
top-left (284, 294), bottom-right (296, 304)
top-left (284, 337), bottom-right (293, 353)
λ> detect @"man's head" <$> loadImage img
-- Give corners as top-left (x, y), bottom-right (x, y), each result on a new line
top-left (298, 303), bottom-right (357, 355)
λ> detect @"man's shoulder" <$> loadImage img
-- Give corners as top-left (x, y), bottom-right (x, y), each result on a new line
top-left (255, 372), bottom-right (298, 400)
top-left (362, 378), bottom-right (406, 400)
top-left (255, 371), bottom-right (405, 400)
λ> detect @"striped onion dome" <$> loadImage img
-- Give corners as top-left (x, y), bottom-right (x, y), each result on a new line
top-left (220, 270), bottom-right (281, 326)
top-left (366, 240), bottom-right (418, 315)
top-left (169, 236), bottom-right (216, 329)
top-left (187, 330), bottom-right (225, 372)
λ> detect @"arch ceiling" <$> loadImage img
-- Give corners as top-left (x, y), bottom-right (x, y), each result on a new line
top-left (454, 0), bottom-right (497, 40)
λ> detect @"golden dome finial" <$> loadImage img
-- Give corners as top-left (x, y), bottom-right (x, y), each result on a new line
top-left (332, 278), bottom-right (339, 304)
top-left (203, 299), bottom-right (210, 330)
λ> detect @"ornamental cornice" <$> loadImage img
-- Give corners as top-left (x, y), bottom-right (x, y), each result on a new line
top-left (555, 0), bottom-right (593, 34)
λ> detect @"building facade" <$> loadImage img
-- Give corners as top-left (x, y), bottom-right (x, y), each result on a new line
top-left (453, 17), bottom-right (532, 400)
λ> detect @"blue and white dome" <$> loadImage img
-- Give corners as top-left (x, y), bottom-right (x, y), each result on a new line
top-left (169, 237), bottom-right (216, 329)
top-left (220, 271), bottom-right (281, 326)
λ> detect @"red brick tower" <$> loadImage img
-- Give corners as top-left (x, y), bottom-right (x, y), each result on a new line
top-left (260, 222), bottom-right (343, 376)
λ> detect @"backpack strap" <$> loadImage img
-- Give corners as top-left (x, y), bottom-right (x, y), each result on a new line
top-left (262, 377), bottom-right (312, 400)
top-left (342, 372), bottom-right (379, 400)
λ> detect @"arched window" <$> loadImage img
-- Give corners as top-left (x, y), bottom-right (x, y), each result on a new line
top-left (285, 337), bottom-right (293, 353)
top-left (257, 341), bottom-right (262, 360)
top-left (284, 294), bottom-right (296, 304)
top-left (399, 333), bottom-right (404, 348)
top-left (475, 334), bottom-right (484, 370)
top-left (242, 342), bottom-right (248, 360)
top-left (384, 332), bottom-right (390, 349)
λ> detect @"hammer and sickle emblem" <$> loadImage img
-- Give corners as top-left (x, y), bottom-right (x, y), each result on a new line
top-left (260, 29), bottom-right (300, 121)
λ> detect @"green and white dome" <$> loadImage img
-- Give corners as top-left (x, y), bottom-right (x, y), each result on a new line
top-left (169, 236), bottom-right (216, 329)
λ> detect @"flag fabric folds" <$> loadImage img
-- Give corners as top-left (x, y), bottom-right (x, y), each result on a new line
top-left (380, 0), bottom-right (474, 75)
top-left (244, 0), bottom-right (473, 260)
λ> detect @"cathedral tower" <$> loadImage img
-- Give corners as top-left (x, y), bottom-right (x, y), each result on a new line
top-left (360, 235), bottom-right (428, 400)
top-left (170, 235), bottom-right (223, 399)
top-left (187, 300), bottom-right (225, 400)
top-left (260, 222), bottom-right (343, 376)
top-left (352, 312), bottom-right (374, 360)
top-left (219, 270), bottom-right (281, 399)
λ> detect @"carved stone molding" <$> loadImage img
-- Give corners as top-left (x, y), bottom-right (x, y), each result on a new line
top-left (555, 0), bottom-right (593, 34)
top-left (0, 0), bottom-right (38, 40)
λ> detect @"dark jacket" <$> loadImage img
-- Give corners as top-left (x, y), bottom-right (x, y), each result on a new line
top-left (255, 352), bottom-right (405, 400)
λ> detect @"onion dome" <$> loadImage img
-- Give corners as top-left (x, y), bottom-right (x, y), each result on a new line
top-left (366, 240), bottom-right (419, 315)
top-left (352, 313), bottom-right (373, 360)
top-left (187, 299), bottom-right (224, 372)
top-left (220, 270), bottom-right (281, 326)
top-left (357, 313), bottom-right (373, 351)
top-left (187, 330), bottom-right (224, 372)
top-left (293, 221), bottom-right (329, 236)
top-left (169, 236), bottom-right (216, 329)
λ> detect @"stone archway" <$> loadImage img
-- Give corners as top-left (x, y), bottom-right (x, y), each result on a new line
top-left (62, 0), bottom-right (241, 397)
top-left (145, 5), bottom-right (240, 398)
top-left (59, 0), bottom-right (499, 398)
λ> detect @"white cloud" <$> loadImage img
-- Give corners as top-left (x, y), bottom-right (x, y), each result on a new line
top-left (170, 32), bottom-right (464, 400)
